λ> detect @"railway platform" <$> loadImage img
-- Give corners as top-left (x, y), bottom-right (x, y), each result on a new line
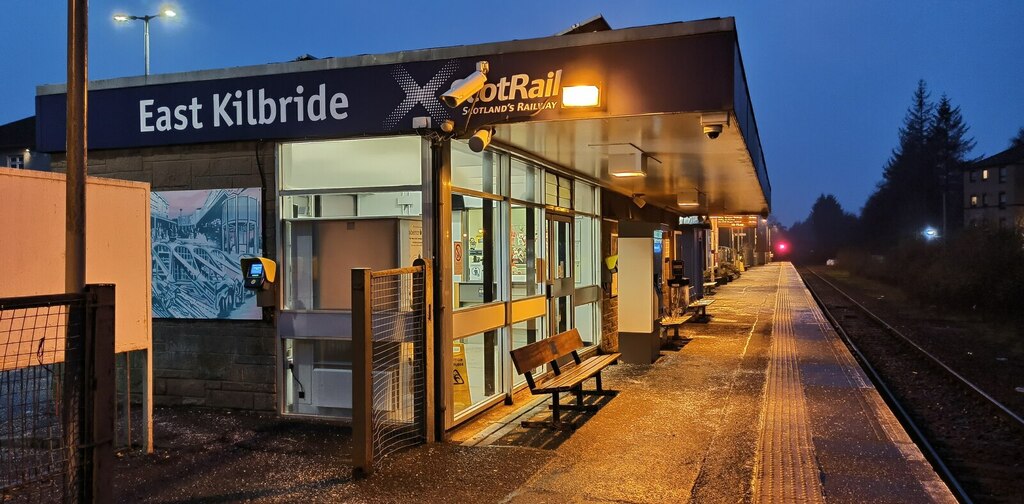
top-left (458, 262), bottom-right (957, 503)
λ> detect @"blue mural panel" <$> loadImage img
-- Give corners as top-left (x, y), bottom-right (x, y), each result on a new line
top-left (151, 188), bottom-right (262, 319)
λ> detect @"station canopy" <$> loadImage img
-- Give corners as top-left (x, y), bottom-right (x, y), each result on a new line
top-left (36, 17), bottom-right (768, 215)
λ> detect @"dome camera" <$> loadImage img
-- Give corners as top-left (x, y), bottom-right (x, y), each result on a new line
top-left (702, 124), bottom-right (723, 140)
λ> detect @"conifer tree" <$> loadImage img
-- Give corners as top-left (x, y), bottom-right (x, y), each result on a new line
top-left (927, 94), bottom-right (975, 235)
top-left (861, 80), bottom-right (934, 247)
top-left (1012, 127), bottom-right (1024, 148)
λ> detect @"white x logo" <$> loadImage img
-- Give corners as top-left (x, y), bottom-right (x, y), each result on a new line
top-left (383, 60), bottom-right (460, 130)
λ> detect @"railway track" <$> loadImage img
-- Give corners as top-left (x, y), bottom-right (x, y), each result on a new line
top-left (798, 267), bottom-right (1024, 504)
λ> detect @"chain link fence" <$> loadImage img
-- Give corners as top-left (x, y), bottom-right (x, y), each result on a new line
top-left (353, 259), bottom-right (433, 477)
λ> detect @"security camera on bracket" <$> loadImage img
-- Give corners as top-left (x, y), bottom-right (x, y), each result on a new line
top-left (441, 61), bottom-right (490, 108)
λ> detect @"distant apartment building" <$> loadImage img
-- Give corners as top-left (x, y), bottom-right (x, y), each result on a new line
top-left (0, 116), bottom-right (50, 171)
top-left (964, 144), bottom-right (1024, 229)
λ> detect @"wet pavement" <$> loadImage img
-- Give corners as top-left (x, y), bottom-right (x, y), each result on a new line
top-left (114, 262), bottom-right (955, 503)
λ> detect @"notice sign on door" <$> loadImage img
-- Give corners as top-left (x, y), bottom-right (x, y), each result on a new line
top-left (453, 241), bottom-right (464, 276)
top-left (453, 342), bottom-right (472, 413)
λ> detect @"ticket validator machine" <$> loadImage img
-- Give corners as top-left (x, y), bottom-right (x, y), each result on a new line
top-left (240, 257), bottom-right (277, 308)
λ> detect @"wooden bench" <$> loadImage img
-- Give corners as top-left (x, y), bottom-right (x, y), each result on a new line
top-left (703, 281), bottom-right (718, 295)
top-left (660, 314), bottom-right (694, 339)
top-left (689, 298), bottom-right (716, 322)
top-left (510, 329), bottom-right (620, 430)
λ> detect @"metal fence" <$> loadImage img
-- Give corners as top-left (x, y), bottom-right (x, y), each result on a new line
top-left (352, 259), bottom-right (433, 477)
top-left (1, 286), bottom-right (114, 503)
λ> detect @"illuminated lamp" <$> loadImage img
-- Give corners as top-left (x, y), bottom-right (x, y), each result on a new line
top-left (609, 152), bottom-right (659, 178)
top-left (562, 85), bottom-right (600, 108)
top-left (677, 189), bottom-right (705, 209)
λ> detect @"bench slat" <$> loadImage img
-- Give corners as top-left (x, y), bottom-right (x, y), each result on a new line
top-left (510, 328), bottom-right (585, 374)
top-left (532, 354), bottom-right (620, 393)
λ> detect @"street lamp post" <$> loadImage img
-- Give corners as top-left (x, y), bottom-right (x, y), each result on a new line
top-left (113, 8), bottom-right (176, 76)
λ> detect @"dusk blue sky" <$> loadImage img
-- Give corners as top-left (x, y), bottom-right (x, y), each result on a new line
top-left (2, 1), bottom-right (1022, 226)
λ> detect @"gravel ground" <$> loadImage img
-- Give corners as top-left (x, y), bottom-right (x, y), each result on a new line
top-left (113, 408), bottom-right (551, 503)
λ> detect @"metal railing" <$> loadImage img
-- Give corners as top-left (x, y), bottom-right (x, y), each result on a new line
top-left (1, 286), bottom-right (114, 503)
top-left (352, 259), bottom-right (434, 477)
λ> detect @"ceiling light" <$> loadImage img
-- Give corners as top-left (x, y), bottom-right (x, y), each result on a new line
top-left (609, 152), bottom-right (659, 178)
top-left (677, 190), bottom-right (705, 208)
top-left (562, 85), bottom-right (600, 108)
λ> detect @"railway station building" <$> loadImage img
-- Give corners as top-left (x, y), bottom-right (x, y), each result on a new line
top-left (36, 16), bottom-right (770, 434)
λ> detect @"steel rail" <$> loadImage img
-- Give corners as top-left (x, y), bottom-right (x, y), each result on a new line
top-left (805, 268), bottom-right (1024, 429)
top-left (799, 269), bottom-right (973, 504)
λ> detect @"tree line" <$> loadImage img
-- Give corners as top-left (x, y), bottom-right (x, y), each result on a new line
top-left (788, 79), bottom-right (987, 262)
top-left (782, 80), bottom-right (1024, 316)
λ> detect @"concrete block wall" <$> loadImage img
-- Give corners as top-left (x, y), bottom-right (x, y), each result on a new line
top-left (52, 141), bottom-right (279, 411)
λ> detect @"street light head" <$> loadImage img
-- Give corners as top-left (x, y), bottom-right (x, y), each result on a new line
top-left (162, 9), bottom-right (177, 17)
top-left (113, 14), bottom-right (130, 22)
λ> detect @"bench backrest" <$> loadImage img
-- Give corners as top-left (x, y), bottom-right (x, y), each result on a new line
top-left (510, 328), bottom-right (584, 375)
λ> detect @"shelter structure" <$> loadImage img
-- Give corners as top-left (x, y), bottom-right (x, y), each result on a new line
top-left (35, 16), bottom-right (770, 433)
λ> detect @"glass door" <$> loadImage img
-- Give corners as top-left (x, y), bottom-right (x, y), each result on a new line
top-left (547, 213), bottom-right (574, 335)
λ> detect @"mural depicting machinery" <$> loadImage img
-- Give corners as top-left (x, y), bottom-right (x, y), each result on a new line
top-left (151, 188), bottom-right (262, 319)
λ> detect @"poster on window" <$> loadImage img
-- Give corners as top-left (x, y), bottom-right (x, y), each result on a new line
top-left (151, 188), bottom-right (262, 319)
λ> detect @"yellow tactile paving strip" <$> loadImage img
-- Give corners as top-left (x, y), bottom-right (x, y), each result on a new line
top-left (752, 265), bottom-right (827, 503)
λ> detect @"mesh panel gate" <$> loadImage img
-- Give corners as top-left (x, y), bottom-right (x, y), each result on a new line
top-left (352, 259), bottom-right (433, 478)
top-left (1, 287), bottom-right (115, 503)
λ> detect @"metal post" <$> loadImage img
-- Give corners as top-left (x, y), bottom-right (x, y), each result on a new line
top-left (432, 138), bottom-right (453, 440)
top-left (66, 0), bottom-right (87, 294)
top-left (84, 284), bottom-right (115, 503)
top-left (143, 18), bottom-right (150, 76)
top-left (352, 268), bottom-right (373, 478)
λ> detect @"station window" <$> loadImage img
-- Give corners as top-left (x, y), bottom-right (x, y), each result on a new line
top-left (280, 137), bottom-right (424, 312)
top-left (6, 154), bottom-right (24, 169)
top-left (545, 172), bottom-right (572, 209)
top-left (982, 193), bottom-right (988, 206)
top-left (510, 157), bottom-right (542, 203)
top-left (278, 136), bottom-right (425, 419)
top-left (970, 195), bottom-right (978, 208)
top-left (511, 203), bottom-right (544, 299)
top-left (451, 194), bottom-right (505, 308)
top-left (999, 192), bottom-right (1007, 209)
top-left (452, 330), bottom-right (504, 416)
top-left (969, 170), bottom-right (976, 182)
top-left (999, 167), bottom-right (1007, 183)
top-left (982, 169), bottom-right (989, 180)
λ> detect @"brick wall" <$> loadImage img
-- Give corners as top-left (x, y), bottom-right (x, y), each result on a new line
top-left (53, 141), bottom-right (279, 411)
top-left (600, 218), bottom-right (618, 353)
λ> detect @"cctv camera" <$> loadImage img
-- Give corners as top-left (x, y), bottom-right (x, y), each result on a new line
top-left (700, 112), bottom-right (729, 140)
top-left (441, 61), bottom-right (489, 108)
top-left (703, 124), bottom-right (723, 140)
top-left (469, 128), bottom-right (493, 152)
